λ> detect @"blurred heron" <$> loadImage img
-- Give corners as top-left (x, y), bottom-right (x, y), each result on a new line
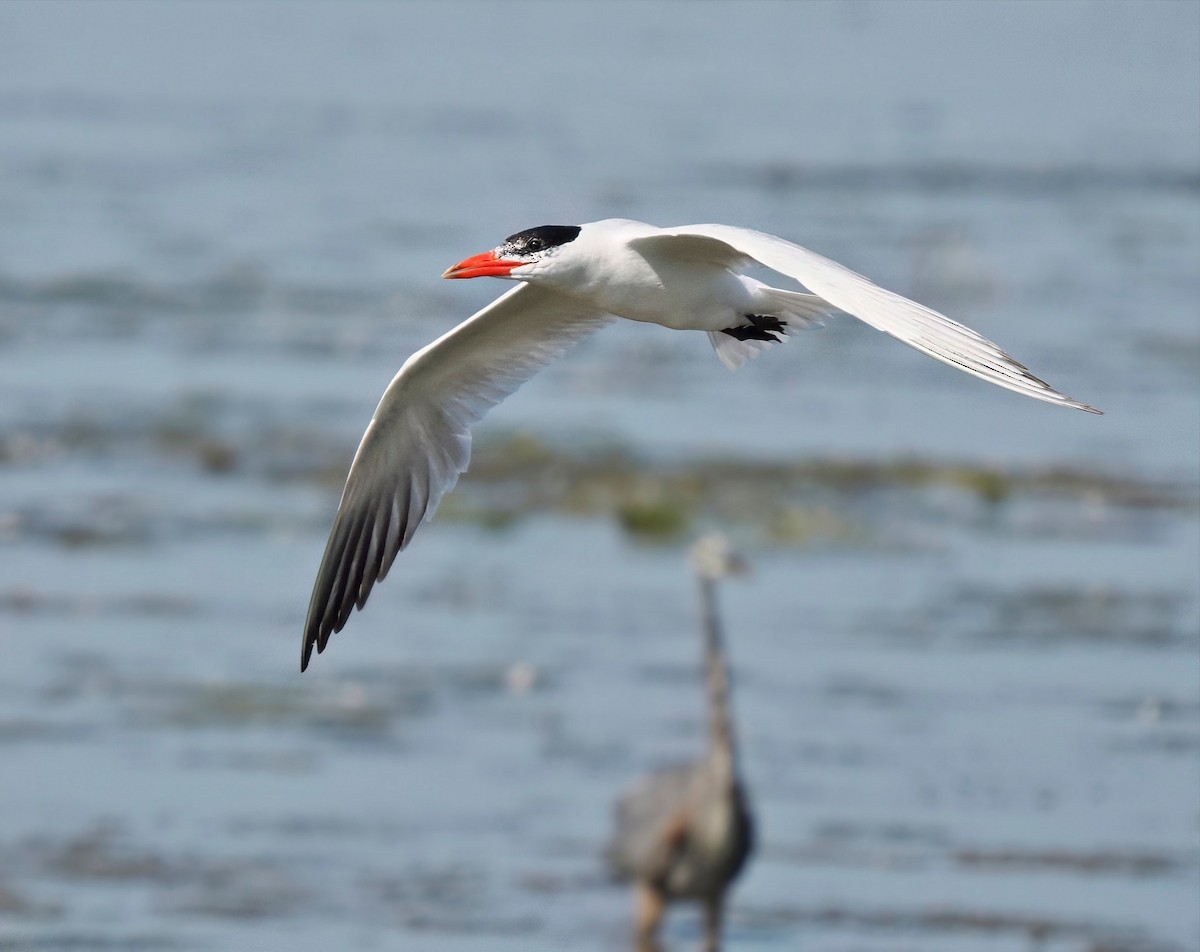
top-left (606, 534), bottom-right (755, 952)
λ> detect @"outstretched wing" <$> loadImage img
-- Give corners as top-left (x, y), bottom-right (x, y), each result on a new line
top-left (302, 283), bottom-right (612, 670)
top-left (644, 224), bottom-right (1101, 413)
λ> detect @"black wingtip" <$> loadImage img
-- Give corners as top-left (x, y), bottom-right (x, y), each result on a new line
top-left (300, 625), bottom-right (323, 673)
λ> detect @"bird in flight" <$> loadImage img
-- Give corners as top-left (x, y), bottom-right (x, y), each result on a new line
top-left (301, 218), bottom-right (1100, 670)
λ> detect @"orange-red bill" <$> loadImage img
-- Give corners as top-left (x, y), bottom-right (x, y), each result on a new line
top-left (441, 251), bottom-right (524, 279)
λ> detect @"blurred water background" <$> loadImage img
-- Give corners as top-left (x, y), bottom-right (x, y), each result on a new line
top-left (0, 2), bottom-right (1197, 950)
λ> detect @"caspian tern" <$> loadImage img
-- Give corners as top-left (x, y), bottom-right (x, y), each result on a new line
top-left (300, 218), bottom-right (1099, 670)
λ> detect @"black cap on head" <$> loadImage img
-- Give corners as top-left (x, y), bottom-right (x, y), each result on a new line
top-left (501, 225), bottom-right (581, 257)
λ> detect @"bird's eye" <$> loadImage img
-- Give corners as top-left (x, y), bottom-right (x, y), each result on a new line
top-left (525, 237), bottom-right (544, 252)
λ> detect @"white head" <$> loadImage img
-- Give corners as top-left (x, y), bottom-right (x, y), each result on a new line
top-left (441, 224), bottom-right (582, 282)
top-left (690, 533), bottom-right (748, 581)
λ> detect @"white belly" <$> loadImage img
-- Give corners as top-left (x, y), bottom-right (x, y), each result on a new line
top-left (544, 241), bottom-right (761, 333)
top-left (606, 264), bottom-right (759, 332)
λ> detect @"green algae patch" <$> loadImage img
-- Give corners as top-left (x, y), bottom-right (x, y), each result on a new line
top-left (947, 466), bottom-right (1012, 505)
top-left (159, 681), bottom-right (399, 738)
top-left (617, 498), bottom-right (691, 541)
top-left (768, 505), bottom-right (860, 546)
top-left (429, 433), bottom-right (1191, 543)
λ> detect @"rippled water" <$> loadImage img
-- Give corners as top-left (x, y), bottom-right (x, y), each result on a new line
top-left (1, 3), bottom-right (1197, 951)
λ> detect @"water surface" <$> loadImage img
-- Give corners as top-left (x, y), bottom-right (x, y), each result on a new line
top-left (0, 3), bottom-right (1197, 950)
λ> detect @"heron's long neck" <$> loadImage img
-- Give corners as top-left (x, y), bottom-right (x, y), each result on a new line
top-left (699, 575), bottom-right (737, 781)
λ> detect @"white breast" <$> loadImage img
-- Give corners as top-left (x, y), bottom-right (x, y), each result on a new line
top-left (545, 221), bottom-right (758, 332)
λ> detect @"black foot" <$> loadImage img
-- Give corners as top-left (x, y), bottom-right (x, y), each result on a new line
top-left (720, 314), bottom-right (787, 343)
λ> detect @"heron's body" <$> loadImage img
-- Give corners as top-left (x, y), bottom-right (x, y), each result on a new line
top-left (608, 760), bottom-right (753, 900)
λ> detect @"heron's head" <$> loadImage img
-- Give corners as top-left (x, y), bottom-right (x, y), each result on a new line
top-left (690, 533), bottom-right (748, 581)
